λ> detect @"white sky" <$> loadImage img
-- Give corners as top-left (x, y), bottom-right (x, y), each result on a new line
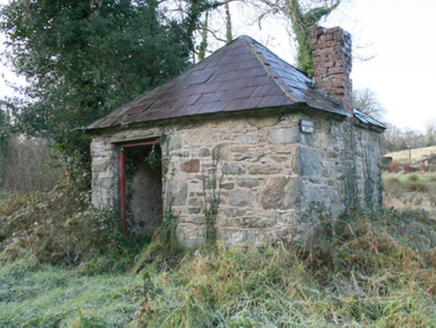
top-left (1, 0), bottom-right (435, 132)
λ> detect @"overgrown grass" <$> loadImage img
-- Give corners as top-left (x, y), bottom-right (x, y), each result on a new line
top-left (130, 210), bottom-right (436, 327)
top-left (0, 175), bottom-right (145, 270)
top-left (1, 170), bottom-right (436, 326)
top-left (1, 208), bottom-right (435, 326)
top-left (0, 175), bottom-right (151, 326)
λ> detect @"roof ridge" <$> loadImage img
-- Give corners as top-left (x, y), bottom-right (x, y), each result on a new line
top-left (242, 37), bottom-right (300, 103)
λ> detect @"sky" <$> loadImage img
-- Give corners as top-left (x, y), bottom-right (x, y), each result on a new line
top-left (1, 0), bottom-right (435, 132)
top-left (329, 0), bottom-right (436, 132)
top-left (224, 0), bottom-right (436, 132)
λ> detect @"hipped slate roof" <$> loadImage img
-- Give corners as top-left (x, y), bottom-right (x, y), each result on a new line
top-left (85, 35), bottom-right (348, 130)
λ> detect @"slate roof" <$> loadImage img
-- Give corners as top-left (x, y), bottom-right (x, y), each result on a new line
top-left (353, 108), bottom-right (387, 130)
top-left (85, 35), bottom-right (349, 130)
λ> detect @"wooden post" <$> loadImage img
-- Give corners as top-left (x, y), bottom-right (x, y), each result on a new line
top-left (118, 148), bottom-right (127, 234)
top-left (408, 145), bottom-right (411, 165)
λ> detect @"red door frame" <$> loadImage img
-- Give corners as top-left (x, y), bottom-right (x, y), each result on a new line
top-left (118, 140), bottom-right (161, 234)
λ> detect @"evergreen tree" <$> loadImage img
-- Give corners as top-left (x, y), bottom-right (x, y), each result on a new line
top-left (0, 101), bottom-right (15, 187)
top-left (1, 0), bottom-right (193, 163)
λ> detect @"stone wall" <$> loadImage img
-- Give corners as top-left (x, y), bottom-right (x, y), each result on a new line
top-left (163, 113), bottom-right (302, 247)
top-left (298, 115), bottom-right (383, 222)
top-left (91, 140), bottom-right (119, 209)
top-left (90, 109), bottom-right (383, 246)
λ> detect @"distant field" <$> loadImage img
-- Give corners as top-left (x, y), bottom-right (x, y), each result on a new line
top-left (383, 171), bottom-right (436, 212)
top-left (384, 145), bottom-right (436, 164)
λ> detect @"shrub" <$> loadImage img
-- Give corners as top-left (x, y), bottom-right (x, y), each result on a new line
top-left (0, 176), bottom-right (139, 269)
top-left (408, 173), bottom-right (419, 182)
top-left (420, 161), bottom-right (427, 172)
top-left (403, 162), bottom-right (410, 173)
top-left (381, 156), bottom-right (393, 172)
top-left (389, 160), bottom-right (399, 172)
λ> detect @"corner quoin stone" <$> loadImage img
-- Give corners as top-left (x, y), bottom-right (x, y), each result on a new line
top-left (299, 147), bottom-right (321, 178)
top-left (261, 177), bottom-right (299, 210)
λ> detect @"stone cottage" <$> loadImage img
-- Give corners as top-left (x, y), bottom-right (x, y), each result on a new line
top-left (85, 26), bottom-right (386, 246)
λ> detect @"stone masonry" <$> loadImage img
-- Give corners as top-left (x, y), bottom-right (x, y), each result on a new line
top-left (91, 108), bottom-right (383, 247)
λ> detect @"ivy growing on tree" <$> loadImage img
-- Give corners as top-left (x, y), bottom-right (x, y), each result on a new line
top-left (253, 0), bottom-right (340, 76)
top-left (224, 0), bottom-right (232, 43)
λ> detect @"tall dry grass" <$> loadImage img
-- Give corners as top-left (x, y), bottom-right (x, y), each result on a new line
top-left (131, 210), bottom-right (436, 327)
top-left (0, 174), bottom-right (143, 272)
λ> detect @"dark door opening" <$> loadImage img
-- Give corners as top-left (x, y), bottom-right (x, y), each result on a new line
top-left (118, 141), bottom-right (163, 237)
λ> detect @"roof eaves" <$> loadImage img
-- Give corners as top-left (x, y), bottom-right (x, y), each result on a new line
top-left (353, 108), bottom-right (387, 131)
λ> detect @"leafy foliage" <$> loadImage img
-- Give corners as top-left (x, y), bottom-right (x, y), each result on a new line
top-left (286, 0), bottom-right (339, 76)
top-left (1, 0), bottom-right (192, 164)
top-left (0, 104), bottom-right (13, 187)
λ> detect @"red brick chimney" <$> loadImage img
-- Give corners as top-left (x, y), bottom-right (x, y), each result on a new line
top-left (310, 26), bottom-right (353, 115)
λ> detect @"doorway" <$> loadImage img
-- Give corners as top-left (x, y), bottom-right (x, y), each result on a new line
top-left (118, 141), bottom-right (163, 237)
